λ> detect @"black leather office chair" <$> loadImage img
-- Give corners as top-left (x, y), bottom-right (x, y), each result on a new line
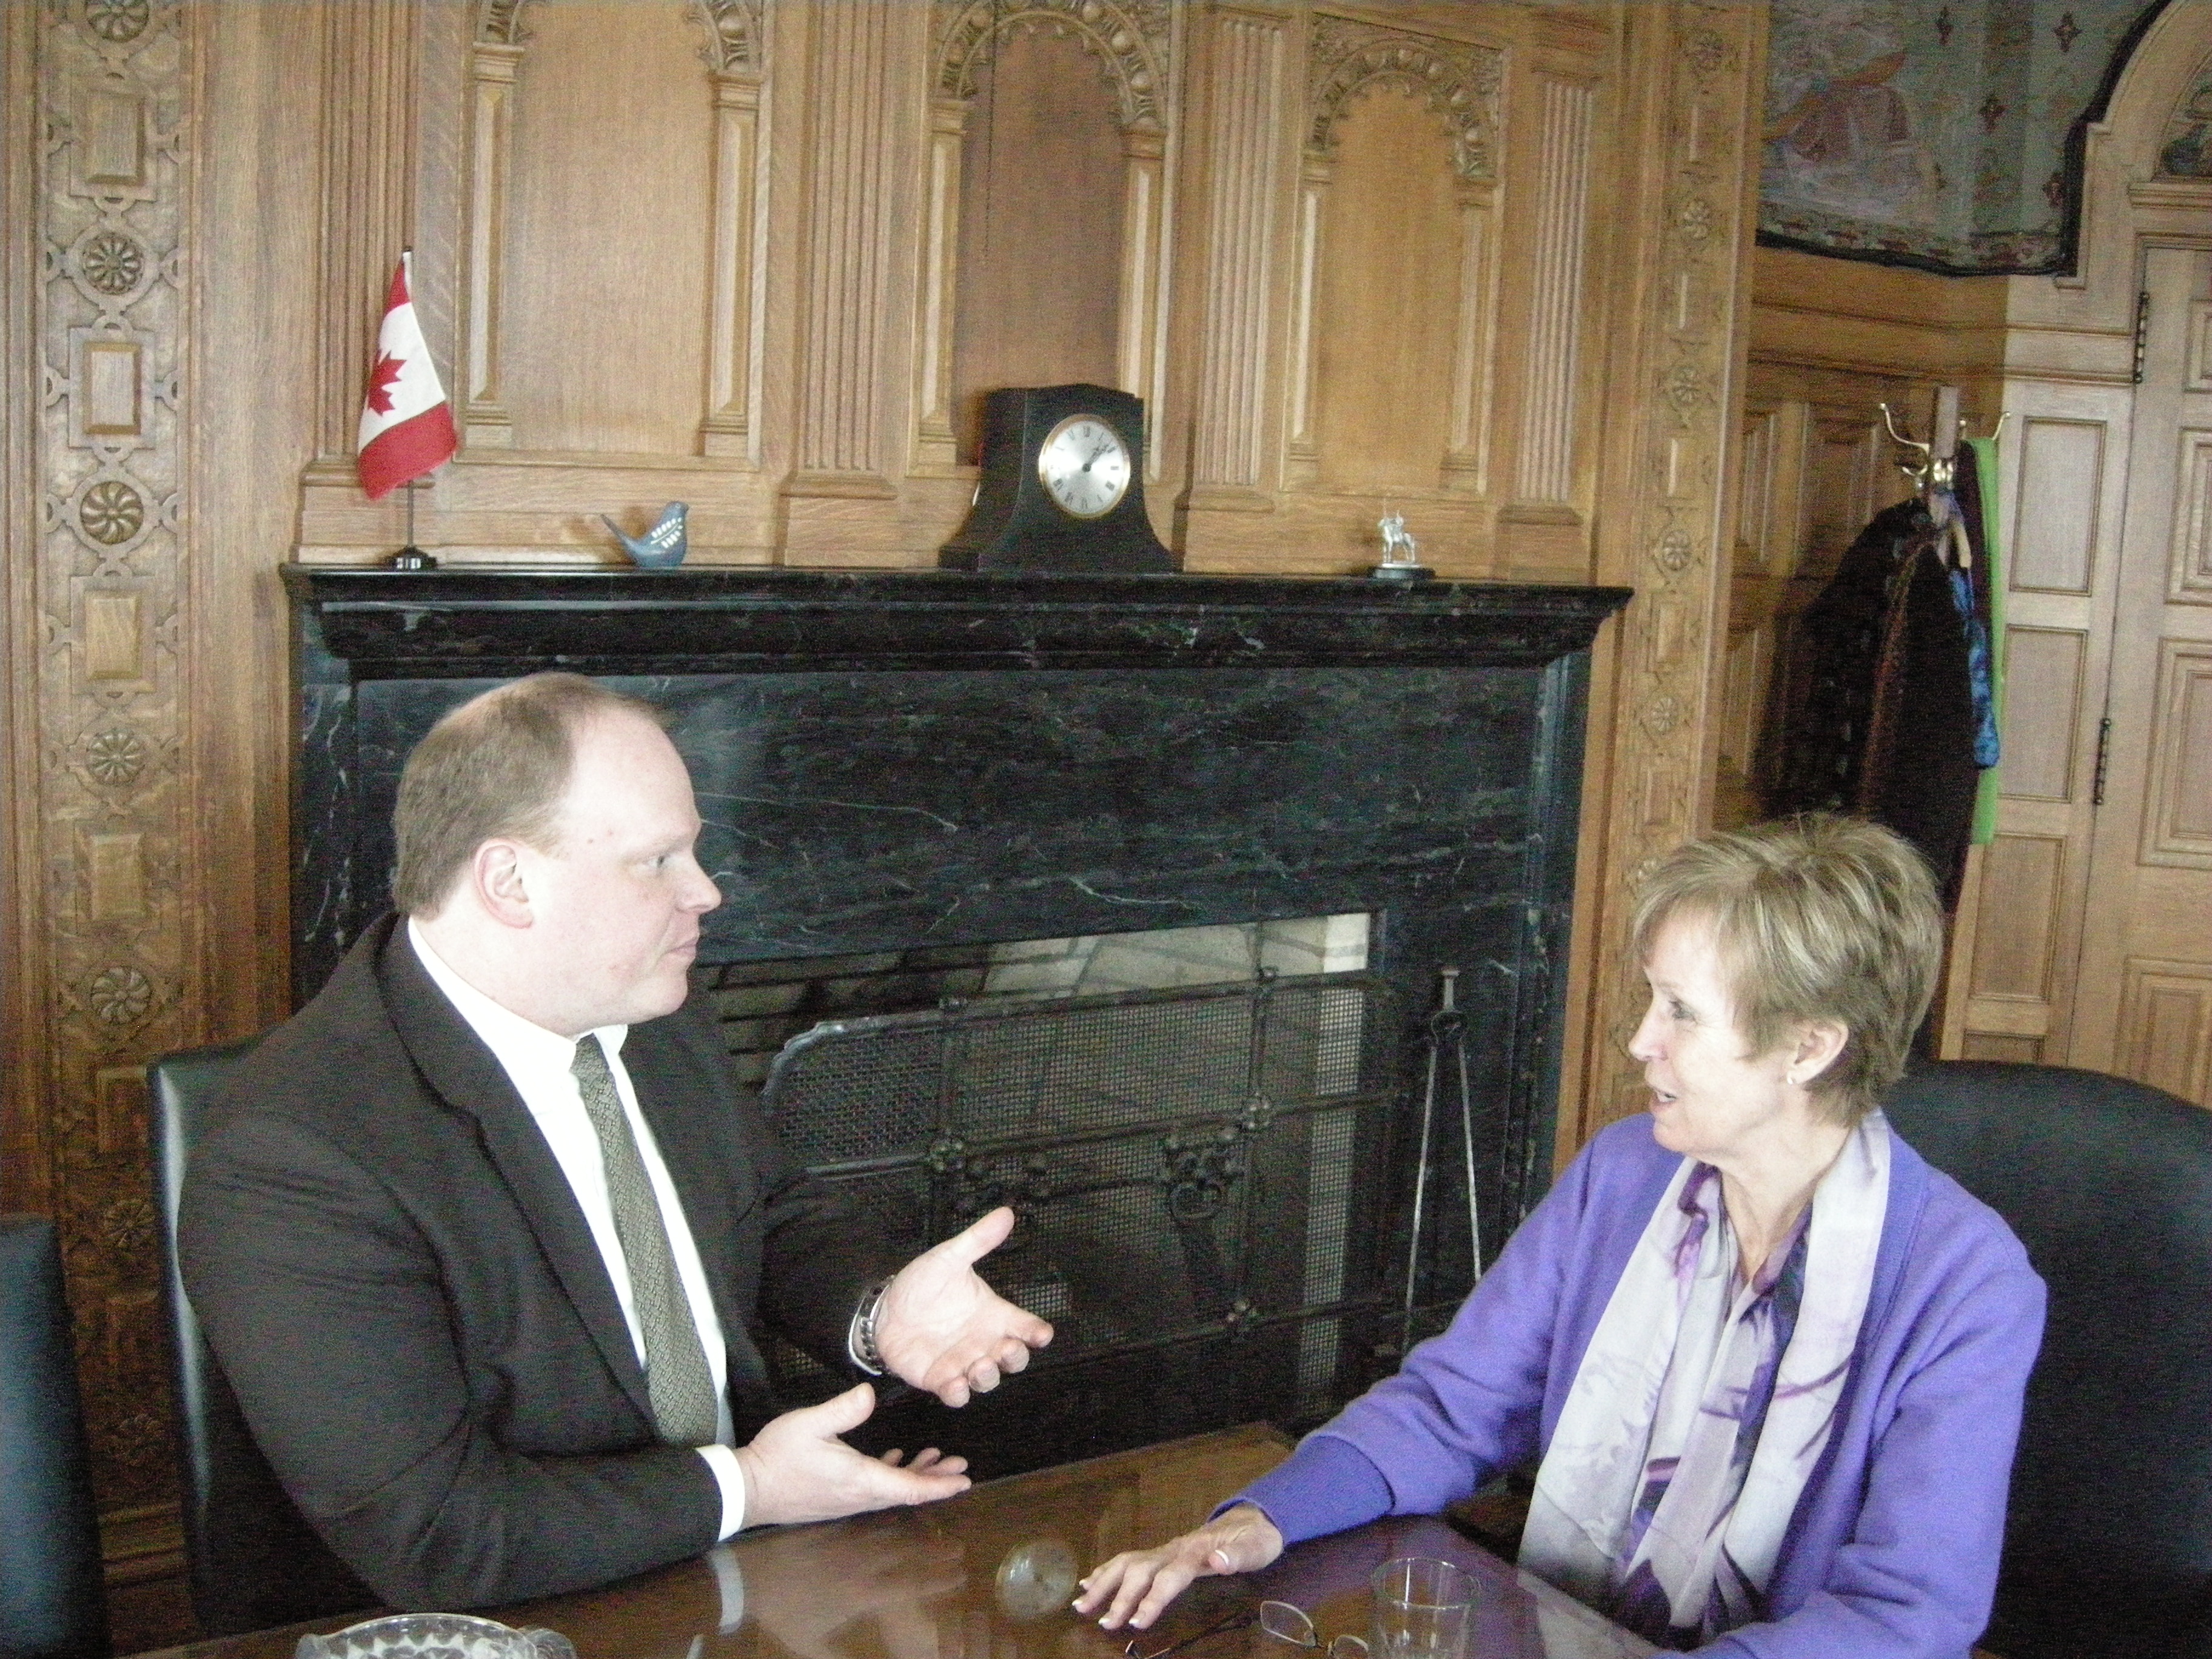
top-left (1885, 1060), bottom-right (2212, 1659)
top-left (150, 1038), bottom-right (379, 1637)
top-left (0, 1214), bottom-right (111, 1659)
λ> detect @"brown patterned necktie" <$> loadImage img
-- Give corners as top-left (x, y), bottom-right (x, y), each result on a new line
top-left (570, 1033), bottom-right (721, 1447)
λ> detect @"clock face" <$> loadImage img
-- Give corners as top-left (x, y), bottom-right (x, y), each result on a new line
top-left (1036, 414), bottom-right (1131, 520)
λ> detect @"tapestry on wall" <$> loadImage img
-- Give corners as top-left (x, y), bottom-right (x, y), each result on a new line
top-left (2161, 60), bottom-right (2212, 174)
top-left (1759, 0), bottom-right (2168, 275)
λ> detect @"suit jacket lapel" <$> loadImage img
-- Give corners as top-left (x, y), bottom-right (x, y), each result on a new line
top-left (372, 919), bottom-right (659, 1429)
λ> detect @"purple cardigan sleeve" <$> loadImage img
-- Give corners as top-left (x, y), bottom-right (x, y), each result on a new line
top-left (1232, 1134), bottom-right (1618, 1537)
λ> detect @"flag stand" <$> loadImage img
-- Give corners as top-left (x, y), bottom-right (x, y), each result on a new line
top-left (390, 479), bottom-right (436, 571)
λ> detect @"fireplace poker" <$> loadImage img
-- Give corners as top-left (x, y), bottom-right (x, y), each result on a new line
top-left (1401, 965), bottom-right (1483, 1353)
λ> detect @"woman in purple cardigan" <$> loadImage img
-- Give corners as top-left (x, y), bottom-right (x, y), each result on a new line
top-left (1077, 817), bottom-right (2045, 1657)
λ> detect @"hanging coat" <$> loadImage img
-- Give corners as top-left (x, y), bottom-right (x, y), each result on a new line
top-left (1766, 499), bottom-right (1980, 905)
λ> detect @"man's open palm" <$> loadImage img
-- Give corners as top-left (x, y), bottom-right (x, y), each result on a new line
top-left (874, 1206), bottom-right (1054, 1406)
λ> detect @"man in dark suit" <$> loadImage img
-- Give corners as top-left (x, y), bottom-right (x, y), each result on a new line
top-left (180, 674), bottom-right (1053, 1610)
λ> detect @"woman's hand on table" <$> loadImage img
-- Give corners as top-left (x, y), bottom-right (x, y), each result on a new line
top-left (1074, 1503), bottom-right (1284, 1631)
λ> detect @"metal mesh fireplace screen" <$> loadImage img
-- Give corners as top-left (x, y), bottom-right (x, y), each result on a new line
top-left (758, 970), bottom-right (1404, 1476)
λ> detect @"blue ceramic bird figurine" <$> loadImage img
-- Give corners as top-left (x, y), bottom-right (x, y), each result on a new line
top-left (602, 501), bottom-right (688, 568)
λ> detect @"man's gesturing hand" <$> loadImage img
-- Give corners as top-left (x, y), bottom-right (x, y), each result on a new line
top-left (735, 1383), bottom-right (970, 1528)
top-left (1072, 1504), bottom-right (1284, 1631)
top-left (874, 1205), bottom-right (1054, 1407)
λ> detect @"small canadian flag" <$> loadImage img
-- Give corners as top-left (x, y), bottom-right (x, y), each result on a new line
top-left (356, 252), bottom-right (457, 502)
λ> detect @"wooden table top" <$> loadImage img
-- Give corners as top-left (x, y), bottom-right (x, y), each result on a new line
top-left (146, 1426), bottom-right (1652, 1659)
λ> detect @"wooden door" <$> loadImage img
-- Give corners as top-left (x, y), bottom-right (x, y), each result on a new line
top-left (2069, 243), bottom-right (2212, 1107)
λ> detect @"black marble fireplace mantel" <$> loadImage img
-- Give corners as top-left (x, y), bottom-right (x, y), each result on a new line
top-left (285, 563), bottom-right (1629, 1258)
top-left (284, 565), bottom-right (1626, 674)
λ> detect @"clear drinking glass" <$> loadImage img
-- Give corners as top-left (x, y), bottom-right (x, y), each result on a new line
top-left (1329, 1557), bottom-right (1475, 1659)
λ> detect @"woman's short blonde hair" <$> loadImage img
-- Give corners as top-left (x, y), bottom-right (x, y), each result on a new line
top-left (1629, 814), bottom-right (1945, 1124)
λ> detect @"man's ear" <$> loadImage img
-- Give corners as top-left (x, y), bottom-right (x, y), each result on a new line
top-left (1786, 1018), bottom-right (1849, 1089)
top-left (471, 839), bottom-right (535, 929)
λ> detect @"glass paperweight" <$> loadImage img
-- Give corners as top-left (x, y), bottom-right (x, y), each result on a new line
top-left (295, 1614), bottom-right (575, 1659)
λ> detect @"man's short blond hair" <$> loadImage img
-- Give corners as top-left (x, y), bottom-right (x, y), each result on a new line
top-left (1629, 814), bottom-right (1944, 1124)
top-left (390, 672), bottom-right (666, 917)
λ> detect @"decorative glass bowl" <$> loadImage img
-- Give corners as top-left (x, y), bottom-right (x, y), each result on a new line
top-left (295, 1614), bottom-right (575, 1659)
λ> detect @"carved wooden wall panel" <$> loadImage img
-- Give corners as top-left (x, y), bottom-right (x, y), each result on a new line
top-left (796, 2), bottom-right (900, 485)
top-left (459, 15), bottom-right (521, 447)
top-left (2142, 638), bottom-right (2212, 868)
top-left (1305, 87), bottom-right (1459, 492)
top-left (315, 4), bottom-right (421, 460)
top-left (1999, 626), bottom-right (2088, 802)
top-left (1964, 832), bottom-right (2068, 1053)
top-left (504, 7), bottom-right (712, 455)
top-left (1290, 15), bottom-right (1500, 507)
top-left (2013, 417), bottom-right (2106, 593)
top-left (2119, 958), bottom-right (2212, 1105)
top-left (697, 0), bottom-right (767, 461)
top-left (1184, 9), bottom-right (1287, 510)
top-left (920, 0), bottom-right (1175, 483)
top-left (947, 27), bottom-right (1126, 459)
top-left (1510, 77), bottom-right (1592, 507)
top-left (28, 0), bottom-right (193, 1529)
top-left (2174, 428), bottom-right (2212, 603)
top-left (1561, 1), bottom-right (1760, 1145)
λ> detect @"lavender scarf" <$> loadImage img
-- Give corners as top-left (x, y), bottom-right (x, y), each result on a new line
top-left (1520, 1114), bottom-right (1892, 1646)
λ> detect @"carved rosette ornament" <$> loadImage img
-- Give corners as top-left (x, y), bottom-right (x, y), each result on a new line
top-left (934, 0), bottom-right (1171, 131)
top-left (1306, 16), bottom-right (1502, 181)
top-left (31, 0), bottom-right (191, 1509)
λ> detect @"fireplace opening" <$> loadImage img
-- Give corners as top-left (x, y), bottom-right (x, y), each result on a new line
top-left (699, 917), bottom-right (1401, 1478)
top-left (695, 914), bottom-right (1370, 1105)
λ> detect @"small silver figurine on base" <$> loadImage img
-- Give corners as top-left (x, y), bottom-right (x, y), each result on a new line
top-left (1370, 509), bottom-right (1432, 581)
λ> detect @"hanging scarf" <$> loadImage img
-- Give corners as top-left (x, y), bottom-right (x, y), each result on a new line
top-left (1520, 1114), bottom-right (1892, 1647)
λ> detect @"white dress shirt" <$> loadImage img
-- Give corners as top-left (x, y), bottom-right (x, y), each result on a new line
top-left (407, 921), bottom-right (748, 1539)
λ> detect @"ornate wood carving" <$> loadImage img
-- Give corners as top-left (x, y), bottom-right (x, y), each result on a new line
top-left (477, 0), bottom-right (534, 49)
top-left (689, 0), bottom-right (764, 75)
top-left (934, 0), bottom-right (1170, 126)
top-left (918, 0), bottom-right (1175, 477)
top-left (1570, 3), bottom-right (1760, 1144)
top-left (1187, 10), bottom-right (1286, 504)
top-left (1305, 16), bottom-right (1501, 183)
top-left (1293, 16), bottom-right (1502, 497)
top-left (26, 0), bottom-right (194, 1516)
